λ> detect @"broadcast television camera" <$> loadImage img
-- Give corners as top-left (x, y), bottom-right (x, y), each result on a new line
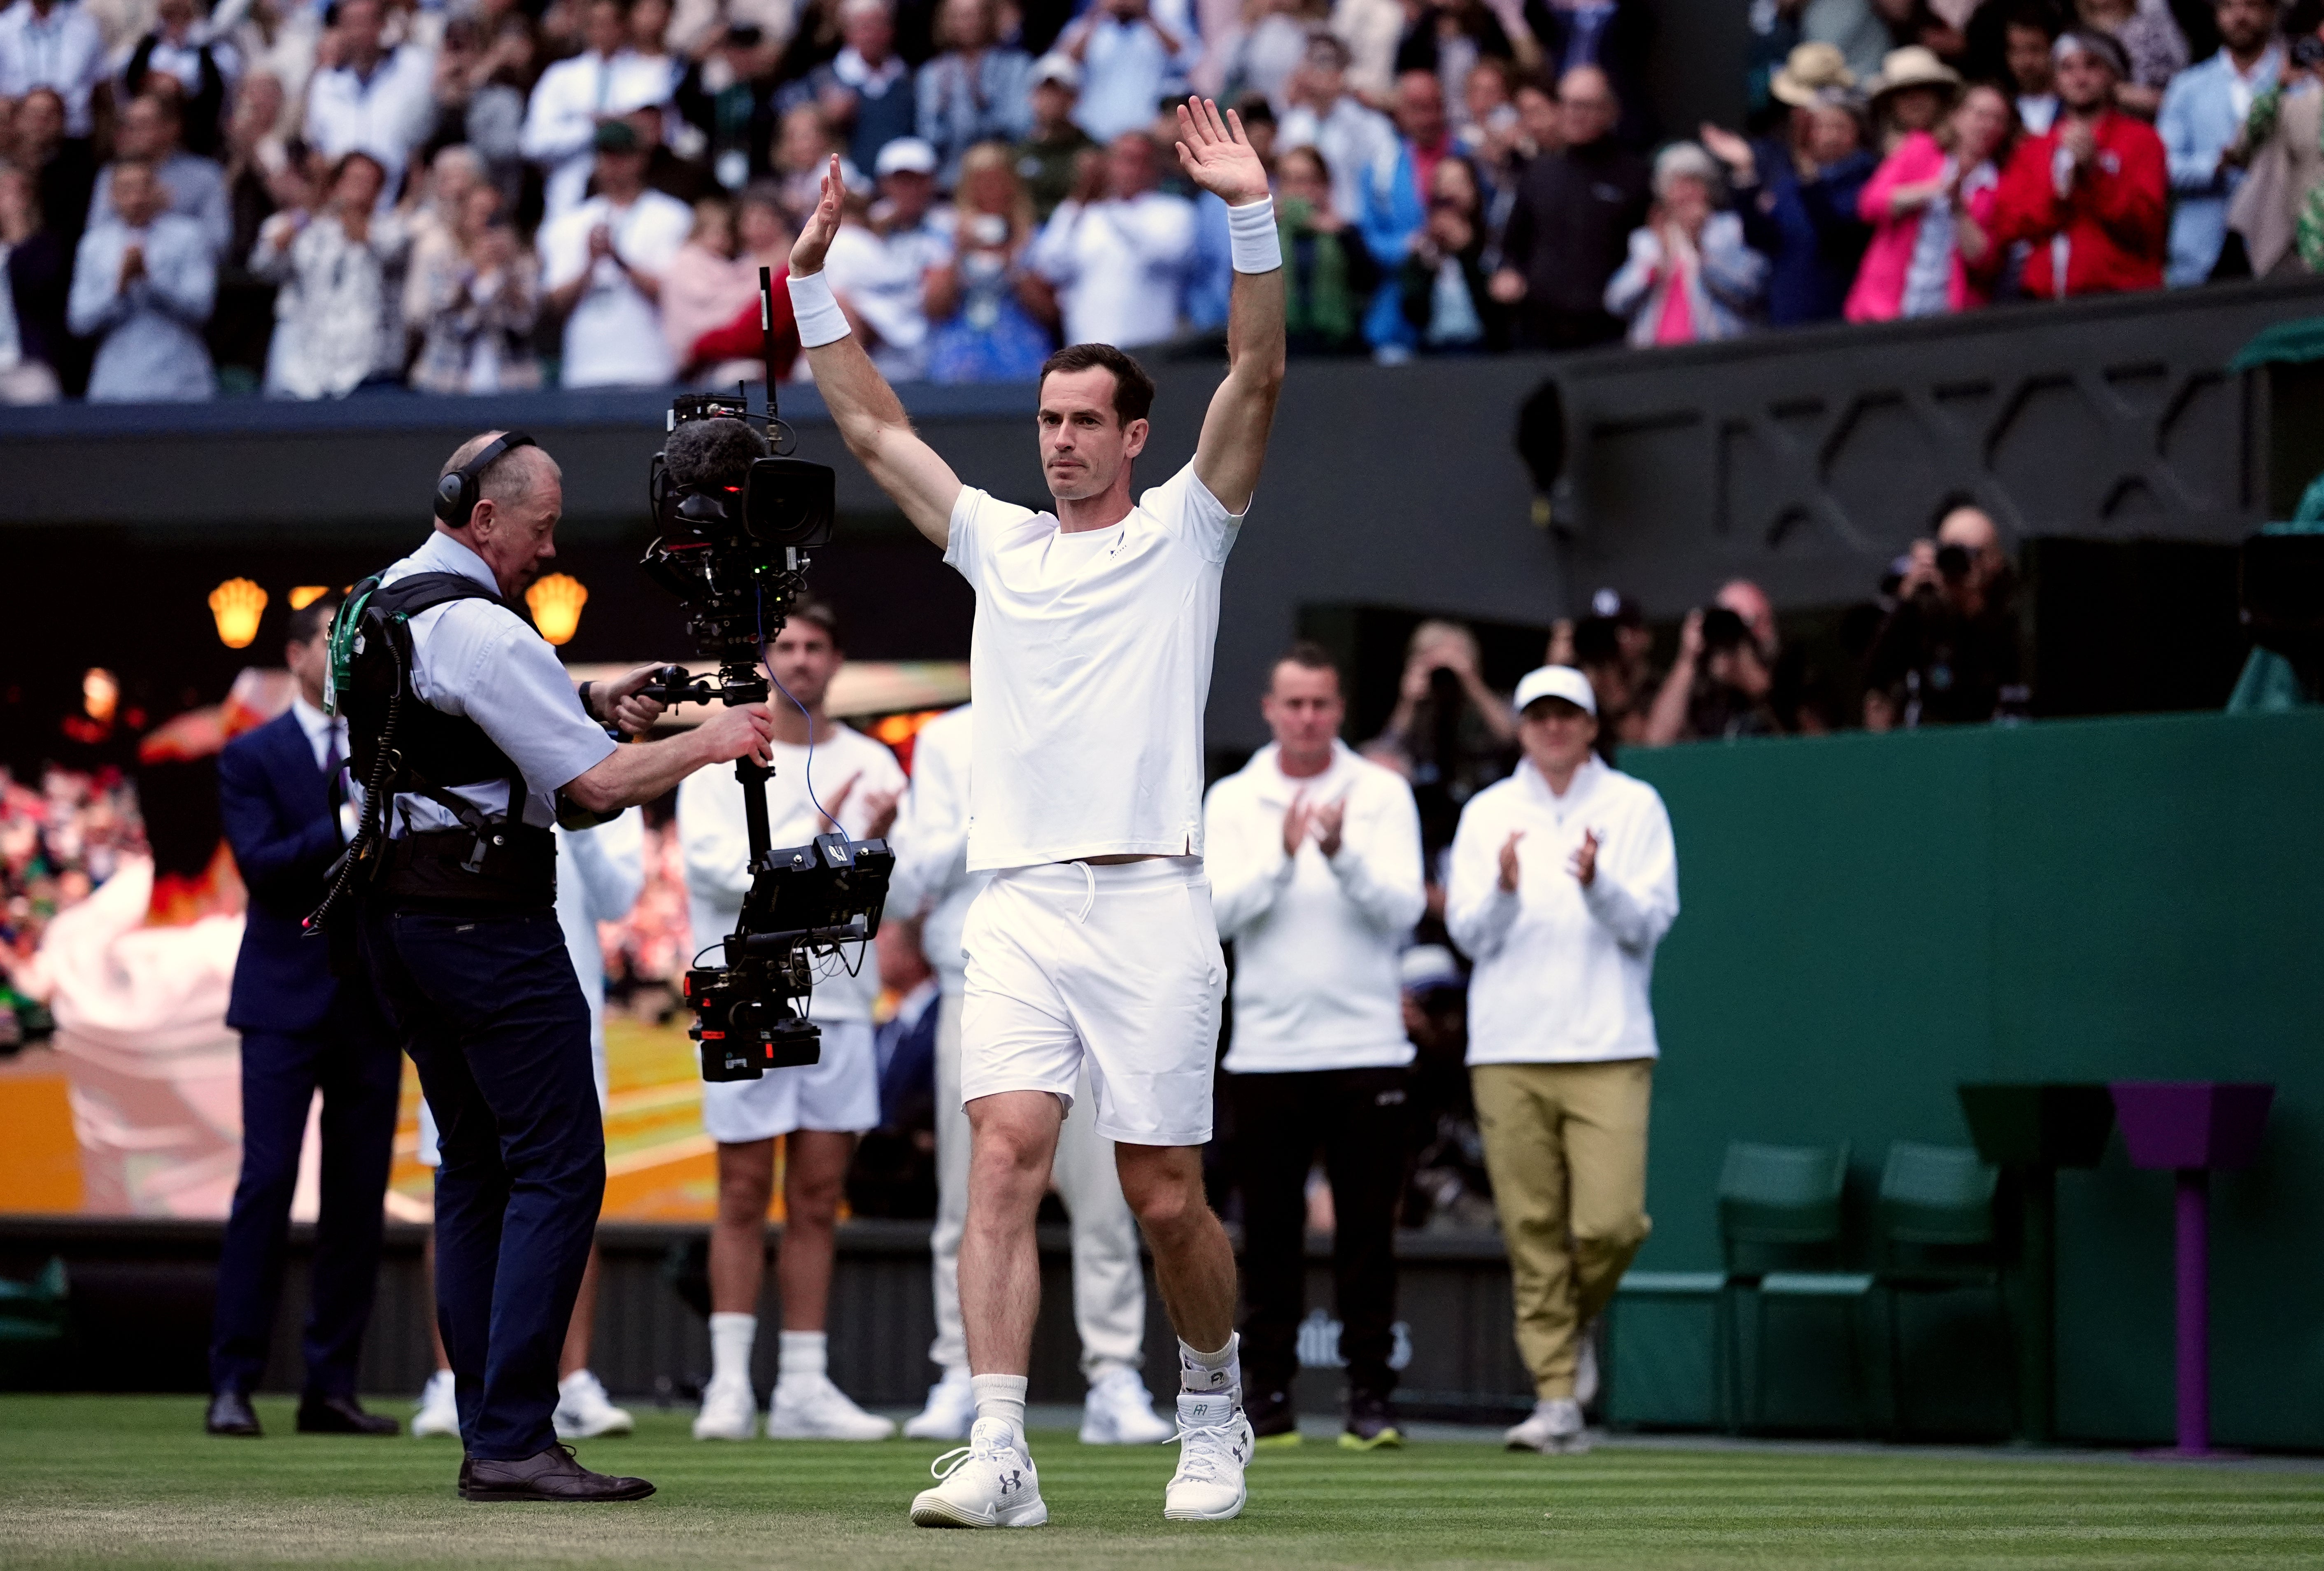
top-left (641, 274), bottom-right (892, 1084)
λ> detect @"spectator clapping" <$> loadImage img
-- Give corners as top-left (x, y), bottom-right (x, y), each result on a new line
top-left (70, 155), bottom-right (216, 400)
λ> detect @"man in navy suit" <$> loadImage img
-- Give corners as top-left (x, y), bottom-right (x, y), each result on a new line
top-left (206, 594), bottom-right (403, 1437)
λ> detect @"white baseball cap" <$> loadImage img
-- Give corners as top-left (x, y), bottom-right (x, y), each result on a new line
top-left (1512, 664), bottom-right (1598, 718)
top-left (874, 137), bottom-right (938, 177)
top-left (1030, 53), bottom-right (1081, 89)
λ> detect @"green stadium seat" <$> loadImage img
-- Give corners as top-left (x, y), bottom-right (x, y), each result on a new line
top-left (1718, 1142), bottom-right (1877, 1434)
top-left (1606, 1270), bottom-right (1731, 1430)
top-left (1876, 1141), bottom-right (2011, 1440)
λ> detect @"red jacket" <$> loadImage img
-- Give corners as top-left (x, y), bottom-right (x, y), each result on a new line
top-left (1985, 109), bottom-right (2167, 298)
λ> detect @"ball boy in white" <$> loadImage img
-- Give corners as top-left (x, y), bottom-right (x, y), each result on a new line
top-left (782, 96), bottom-right (1286, 1524)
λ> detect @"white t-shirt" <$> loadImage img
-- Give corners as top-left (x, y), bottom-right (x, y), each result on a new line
top-left (538, 189), bottom-right (692, 388)
top-left (943, 461), bottom-right (1241, 872)
top-left (675, 721), bottom-right (906, 1022)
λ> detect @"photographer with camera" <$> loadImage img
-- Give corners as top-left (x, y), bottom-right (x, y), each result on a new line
top-left (1862, 504), bottom-right (2029, 728)
top-left (673, 528), bottom-right (908, 1442)
top-left (347, 430), bottom-right (775, 1503)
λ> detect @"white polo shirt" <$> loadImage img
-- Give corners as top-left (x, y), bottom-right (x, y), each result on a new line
top-left (675, 721), bottom-right (906, 1023)
top-left (943, 461), bottom-right (1240, 872)
top-left (538, 187), bottom-right (692, 387)
top-left (1204, 739), bottom-right (1426, 1072)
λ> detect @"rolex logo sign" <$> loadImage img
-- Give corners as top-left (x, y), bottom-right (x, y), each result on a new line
top-left (526, 573), bottom-right (588, 646)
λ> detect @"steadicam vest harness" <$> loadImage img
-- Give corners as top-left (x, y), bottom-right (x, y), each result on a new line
top-left (337, 571), bottom-right (557, 909)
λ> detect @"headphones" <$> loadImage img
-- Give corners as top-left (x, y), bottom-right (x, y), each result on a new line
top-left (433, 431), bottom-right (538, 527)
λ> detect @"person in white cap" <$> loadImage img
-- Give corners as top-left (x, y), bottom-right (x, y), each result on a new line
top-left (820, 133), bottom-right (954, 382)
top-left (1444, 664), bottom-right (1678, 1457)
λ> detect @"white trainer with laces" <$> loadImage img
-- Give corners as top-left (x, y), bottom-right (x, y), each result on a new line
top-left (1504, 1397), bottom-right (1590, 1454)
top-left (1163, 1392), bottom-right (1252, 1521)
top-left (553, 1369), bottom-right (634, 1439)
top-left (692, 1378), bottom-right (760, 1441)
top-left (766, 1374), bottom-right (897, 1440)
top-left (904, 1368), bottom-right (975, 1441)
top-left (1080, 1366), bottom-right (1176, 1445)
top-left (411, 1370), bottom-right (459, 1439)
top-left (911, 1417), bottom-right (1048, 1528)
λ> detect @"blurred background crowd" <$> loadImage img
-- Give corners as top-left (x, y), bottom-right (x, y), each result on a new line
top-left (0, 0), bottom-right (2313, 399)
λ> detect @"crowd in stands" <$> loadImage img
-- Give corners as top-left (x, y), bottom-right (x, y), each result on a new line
top-left (0, 0), bottom-right (2315, 400)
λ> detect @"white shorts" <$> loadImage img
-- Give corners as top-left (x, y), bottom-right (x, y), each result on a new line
top-left (699, 1017), bottom-right (879, 1144)
top-left (960, 858), bottom-right (1226, 1148)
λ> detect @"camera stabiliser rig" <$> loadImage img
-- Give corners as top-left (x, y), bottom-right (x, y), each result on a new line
top-left (641, 268), bottom-right (893, 1084)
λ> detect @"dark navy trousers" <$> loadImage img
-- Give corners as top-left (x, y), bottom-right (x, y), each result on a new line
top-left (362, 904), bottom-right (604, 1461)
top-left (209, 994), bottom-right (401, 1398)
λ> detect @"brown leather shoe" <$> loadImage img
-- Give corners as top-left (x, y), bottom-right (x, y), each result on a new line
top-left (461, 1445), bottom-right (654, 1503)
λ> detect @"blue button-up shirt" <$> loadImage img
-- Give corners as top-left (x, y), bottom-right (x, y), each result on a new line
top-left (2159, 44), bottom-right (2282, 286)
top-left (67, 214), bottom-right (215, 401)
top-left (377, 530), bottom-right (617, 834)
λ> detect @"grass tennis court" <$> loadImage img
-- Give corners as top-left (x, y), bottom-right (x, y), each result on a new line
top-left (3, 1396), bottom-right (2319, 1569)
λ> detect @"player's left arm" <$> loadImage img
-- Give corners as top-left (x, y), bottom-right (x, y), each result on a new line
top-left (1175, 96), bottom-right (1286, 517)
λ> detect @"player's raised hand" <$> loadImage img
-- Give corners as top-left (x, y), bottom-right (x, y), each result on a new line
top-left (1174, 96), bottom-right (1267, 206)
top-left (790, 154), bottom-right (847, 276)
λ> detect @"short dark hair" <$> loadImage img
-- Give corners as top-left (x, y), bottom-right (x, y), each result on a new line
top-left (287, 593), bottom-right (342, 647)
top-left (1269, 641), bottom-right (1342, 692)
top-left (664, 415), bottom-right (768, 491)
top-left (786, 596), bottom-right (843, 649)
top-left (1038, 343), bottom-right (1157, 427)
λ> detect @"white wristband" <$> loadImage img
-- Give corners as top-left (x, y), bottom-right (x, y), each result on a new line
top-left (1227, 197), bottom-right (1281, 274)
top-left (787, 269), bottom-right (850, 347)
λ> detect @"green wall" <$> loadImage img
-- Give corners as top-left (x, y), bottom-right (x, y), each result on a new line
top-left (1619, 709), bottom-right (2324, 1448)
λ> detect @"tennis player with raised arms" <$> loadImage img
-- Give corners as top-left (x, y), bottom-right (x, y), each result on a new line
top-left (785, 96), bottom-right (1286, 1527)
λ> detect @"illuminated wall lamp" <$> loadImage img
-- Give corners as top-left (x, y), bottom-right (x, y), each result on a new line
top-left (209, 578), bottom-right (268, 649)
top-left (526, 573), bottom-right (587, 646)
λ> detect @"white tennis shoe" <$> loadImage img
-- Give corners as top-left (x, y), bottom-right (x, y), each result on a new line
top-left (904, 1368), bottom-right (975, 1440)
top-left (1505, 1397), bottom-right (1591, 1454)
top-left (1080, 1366), bottom-right (1175, 1445)
top-left (1162, 1392), bottom-right (1252, 1521)
top-left (911, 1417), bottom-right (1049, 1528)
top-left (410, 1370), bottom-right (459, 1439)
top-left (766, 1374), bottom-right (896, 1440)
top-left (692, 1378), bottom-right (759, 1440)
top-left (553, 1369), bottom-right (634, 1439)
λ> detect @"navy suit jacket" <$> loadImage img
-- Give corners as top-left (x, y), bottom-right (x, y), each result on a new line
top-left (221, 709), bottom-right (347, 1035)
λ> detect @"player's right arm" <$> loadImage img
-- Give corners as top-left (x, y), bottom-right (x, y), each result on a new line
top-left (789, 156), bottom-right (963, 550)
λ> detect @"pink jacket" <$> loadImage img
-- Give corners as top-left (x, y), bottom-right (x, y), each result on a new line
top-left (1845, 132), bottom-right (1998, 322)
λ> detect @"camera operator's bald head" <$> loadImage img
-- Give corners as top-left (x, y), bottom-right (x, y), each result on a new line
top-left (440, 429), bottom-right (561, 520)
top-left (438, 430), bottom-right (566, 598)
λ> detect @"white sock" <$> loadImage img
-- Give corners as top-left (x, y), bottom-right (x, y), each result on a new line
top-left (777, 1329), bottom-right (828, 1387)
top-left (708, 1311), bottom-right (757, 1391)
top-left (1178, 1332), bottom-right (1241, 1398)
top-left (971, 1373), bottom-right (1029, 1438)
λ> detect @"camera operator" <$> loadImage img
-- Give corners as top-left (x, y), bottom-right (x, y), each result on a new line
top-left (358, 430), bottom-right (775, 1503)
top-left (1862, 504), bottom-right (2029, 728)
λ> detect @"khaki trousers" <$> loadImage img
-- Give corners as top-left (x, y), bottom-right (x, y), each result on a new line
top-left (1472, 1058), bottom-right (1653, 1399)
